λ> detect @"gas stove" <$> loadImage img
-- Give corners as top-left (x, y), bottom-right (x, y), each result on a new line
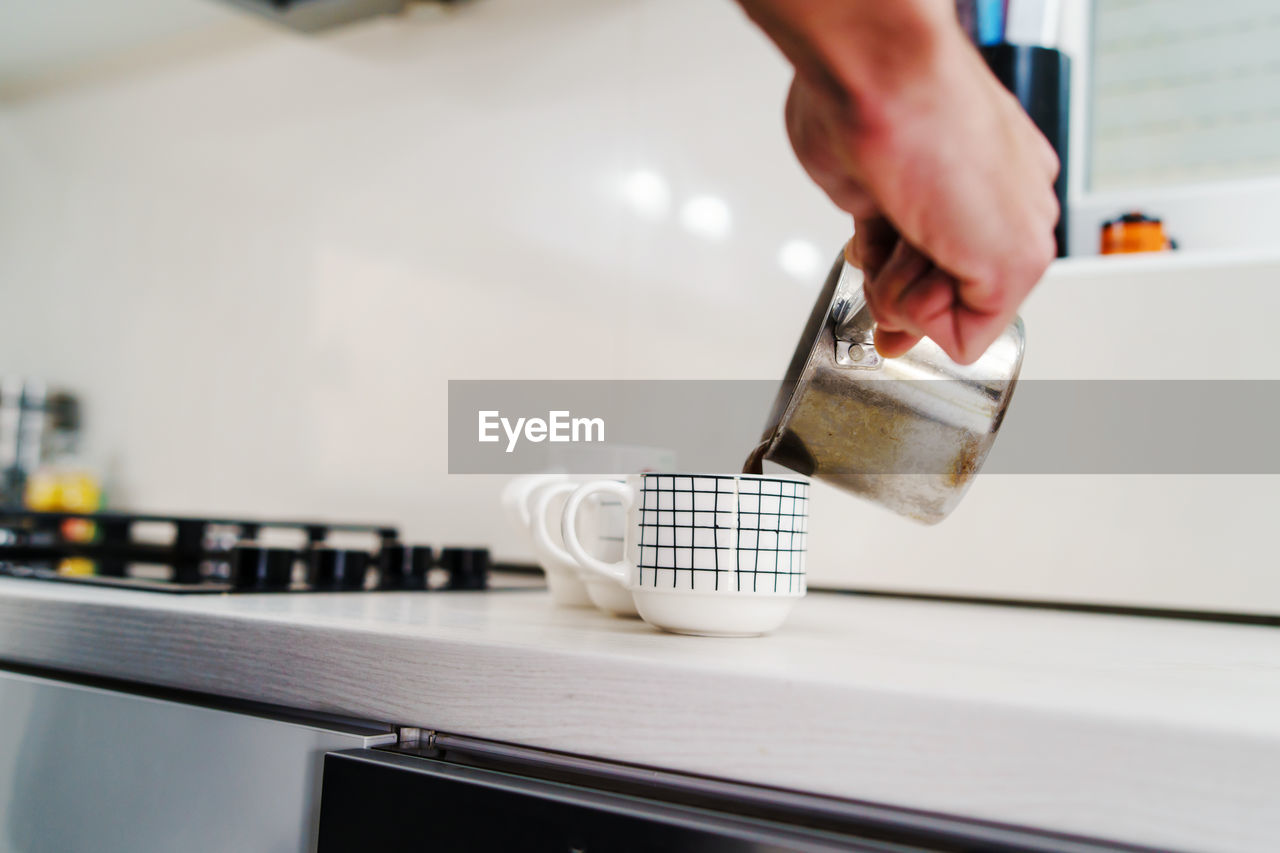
top-left (0, 509), bottom-right (495, 594)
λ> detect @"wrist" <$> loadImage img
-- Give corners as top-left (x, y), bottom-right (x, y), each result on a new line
top-left (796, 2), bottom-right (967, 135)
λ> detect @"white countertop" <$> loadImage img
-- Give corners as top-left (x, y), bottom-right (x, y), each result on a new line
top-left (0, 576), bottom-right (1277, 851)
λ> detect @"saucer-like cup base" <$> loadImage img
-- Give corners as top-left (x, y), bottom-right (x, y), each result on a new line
top-left (585, 578), bottom-right (640, 617)
top-left (632, 590), bottom-right (803, 637)
top-left (544, 566), bottom-right (593, 608)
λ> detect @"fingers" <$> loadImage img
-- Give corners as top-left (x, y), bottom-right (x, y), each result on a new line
top-left (873, 328), bottom-right (922, 359)
top-left (863, 240), bottom-right (1013, 365)
top-left (895, 269), bottom-right (1014, 365)
top-left (939, 305), bottom-right (1013, 366)
top-left (864, 239), bottom-right (931, 333)
top-left (847, 216), bottom-right (897, 281)
top-left (899, 269), bottom-right (983, 364)
top-left (850, 220), bottom-right (923, 357)
top-left (954, 220), bottom-right (1054, 327)
top-left (866, 250), bottom-right (947, 359)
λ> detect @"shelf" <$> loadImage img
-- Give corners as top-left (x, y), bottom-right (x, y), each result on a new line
top-left (1048, 246), bottom-right (1280, 281)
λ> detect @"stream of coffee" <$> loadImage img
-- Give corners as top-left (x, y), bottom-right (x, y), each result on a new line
top-left (742, 439), bottom-right (769, 475)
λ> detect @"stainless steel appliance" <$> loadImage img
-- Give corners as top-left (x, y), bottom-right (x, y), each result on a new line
top-left (0, 665), bottom-right (1136, 853)
top-left (316, 735), bottom-right (1135, 852)
top-left (0, 668), bottom-right (395, 853)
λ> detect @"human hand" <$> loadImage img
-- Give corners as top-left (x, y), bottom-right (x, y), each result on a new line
top-left (774, 7), bottom-right (1059, 363)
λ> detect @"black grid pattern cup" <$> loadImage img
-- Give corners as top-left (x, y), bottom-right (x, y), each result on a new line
top-left (562, 473), bottom-right (809, 636)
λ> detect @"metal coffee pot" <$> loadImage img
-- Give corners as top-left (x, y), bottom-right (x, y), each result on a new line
top-left (755, 253), bottom-right (1025, 524)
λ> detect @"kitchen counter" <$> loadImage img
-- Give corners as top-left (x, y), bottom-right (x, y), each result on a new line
top-left (0, 576), bottom-right (1276, 851)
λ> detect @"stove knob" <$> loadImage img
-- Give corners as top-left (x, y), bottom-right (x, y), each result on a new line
top-left (378, 544), bottom-right (433, 590)
top-left (308, 546), bottom-right (370, 590)
top-left (230, 544), bottom-right (297, 591)
top-left (439, 547), bottom-right (489, 590)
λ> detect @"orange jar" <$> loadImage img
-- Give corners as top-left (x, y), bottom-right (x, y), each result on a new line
top-left (1100, 212), bottom-right (1173, 254)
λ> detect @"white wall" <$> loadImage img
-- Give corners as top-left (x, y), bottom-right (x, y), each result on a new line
top-left (2, 0), bottom-right (1277, 612)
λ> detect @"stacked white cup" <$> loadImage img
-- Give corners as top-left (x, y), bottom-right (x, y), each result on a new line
top-left (498, 446), bottom-right (675, 617)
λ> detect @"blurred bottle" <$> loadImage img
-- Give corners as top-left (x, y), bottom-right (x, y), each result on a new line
top-left (1, 378), bottom-right (51, 508)
top-left (20, 389), bottom-right (104, 514)
top-left (0, 379), bottom-right (20, 506)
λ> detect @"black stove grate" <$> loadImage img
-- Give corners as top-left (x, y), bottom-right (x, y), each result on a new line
top-left (0, 510), bottom-right (490, 594)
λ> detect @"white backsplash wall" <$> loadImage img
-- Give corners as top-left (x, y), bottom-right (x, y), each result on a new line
top-left (2, 0), bottom-right (1278, 612)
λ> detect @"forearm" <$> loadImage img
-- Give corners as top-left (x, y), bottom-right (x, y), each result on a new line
top-left (738, 0), bottom-right (1057, 364)
top-left (735, 0), bottom-right (964, 132)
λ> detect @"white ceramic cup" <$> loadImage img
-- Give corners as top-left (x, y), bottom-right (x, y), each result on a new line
top-left (530, 481), bottom-right (637, 617)
top-left (500, 475), bottom-right (591, 607)
top-left (562, 473), bottom-right (809, 637)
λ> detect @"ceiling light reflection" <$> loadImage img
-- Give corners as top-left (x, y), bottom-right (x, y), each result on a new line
top-left (679, 195), bottom-right (731, 240)
top-left (619, 169), bottom-right (671, 220)
top-left (778, 239), bottom-right (822, 280)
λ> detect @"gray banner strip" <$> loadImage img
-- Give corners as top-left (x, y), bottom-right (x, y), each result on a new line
top-left (448, 380), bottom-right (1280, 475)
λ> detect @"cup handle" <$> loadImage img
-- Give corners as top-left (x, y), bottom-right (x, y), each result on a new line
top-left (501, 475), bottom-right (560, 530)
top-left (529, 481), bottom-right (580, 567)
top-left (561, 481), bottom-right (633, 586)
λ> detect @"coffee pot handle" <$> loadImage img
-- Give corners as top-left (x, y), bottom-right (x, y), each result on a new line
top-left (828, 261), bottom-right (885, 370)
